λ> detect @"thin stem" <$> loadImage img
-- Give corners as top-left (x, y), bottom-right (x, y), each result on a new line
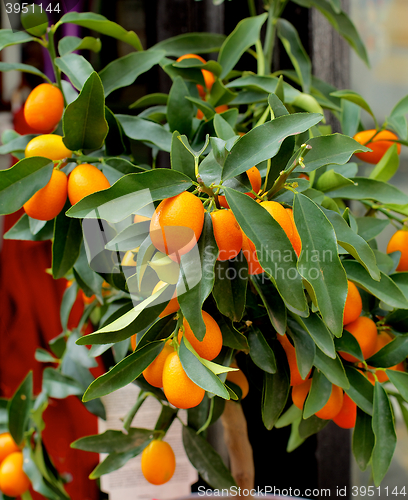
top-left (247, 0), bottom-right (257, 16)
top-left (360, 201), bottom-right (407, 224)
top-left (263, 6), bottom-right (276, 75)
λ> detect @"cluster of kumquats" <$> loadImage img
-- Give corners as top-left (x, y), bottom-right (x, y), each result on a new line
top-left (0, 433), bottom-right (31, 497)
top-left (22, 83), bottom-right (111, 220)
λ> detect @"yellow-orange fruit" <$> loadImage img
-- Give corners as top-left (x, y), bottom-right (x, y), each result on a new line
top-left (260, 201), bottom-right (294, 241)
top-left (340, 316), bottom-right (378, 363)
top-left (178, 311), bottom-right (222, 361)
top-left (387, 230), bottom-right (408, 272)
top-left (343, 280), bottom-right (363, 325)
top-left (23, 169), bottom-right (67, 221)
top-left (278, 334), bottom-right (311, 386)
top-left (210, 209), bottom-right (242, 261)
top-left (241, 232), bottom-right (263, 275)
top-left (68, 164), bottom-right (110, 206)
top-left (24, 83), bottom-right (64, 133)
top-left (142, 340), bottom-right (174, 388)
top-left (353, 129), bottom-right (401, 164)
top-left (141, 440), bottom-right (176, 485)
top-left (333, 393), bottom-right (357, 429)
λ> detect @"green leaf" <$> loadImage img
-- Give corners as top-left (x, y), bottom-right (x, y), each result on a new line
top-left (59, 12), bottom-right (143, 50)
top-left (217, 316), bottom-right (249, 352)
top-left (177, 214), bottom-right (218, 340)
top-left (321, 207), bottom-right (380, 281)
top-left (3, 214), bottom-right (54, 241)
top-left (250, 274), bottom-right (287, 335)
top-left (116, 114), bottom-right (172, 152)
top-left (152, 33), bottom-right (226, 56)
top-left (52, 204), bottom-right (82, 279)
top-left (366, 335), bottom-right (408, 368)
top-left (294, 193), bottom-right (348, 336)
top-left (83, 342), bottom-right (164, 401)
top-left (167, 77), bottom-right (194, 136)
top-left (222, 113), bottom-right (322, 181)
top-left (296, 313), bottom-right (336, 358)
top-left (344, 366), bottom-right (374, 415)
top-left (73, 242), bottom-right (104, 301)
top-left (0, 132), bottom-right (36, 155)
top-left (104, 107), bottom-right (127, 157)
top-left (287, 319), bottom-right (316, 379)
top-left (212, 258), bottom-right (248, 322)
top-left (303, 370), bottom-right (332, 419)
top-left (343, 260), bottom-right (408, 310)
top-left (182, 425), bottom-right (236, 489)
top-left (225, 189), bottom-right (307, 314)
top-left (372, 383), bottom-right (397, 486)
top-left (213, 114), bottom-right (237, 141)
top-left (218, 14), bottom-right (267, 79)
top-left (99, 51), bottom-right (165, 96)
top-left (71, 428), bottom-right (153, 453)
top-left (0, 158), bottom-right (53, 215)
top-left (335, 329), bottom-right (364, 363)
top-left (314, 349), bottom-right (349, 389)
top-left (369, 143), bottom-right (400, 182)
top-left (42, 368), bottom-right (83, 399)
top-left (262, 364), bottom-right (290, 430)
top-left (340, 99), bottom-right (360, 138)
top-left (356, 216), bottom-right (389, 242)
top-left (276, 19), bottom-right (311, 93)
top-left (89, 448), bottom-right (148, 479)
top-left (310, 1), bottom-right (369, 65)
top-left (332, 90), bottom-right (374, 118)
top-left (171, 133), bottom-right (196, 179)
top-left (105, 221), bottom-right (149, 252)
top-left (63, 72), bottom-right (108, 151)
top-left (298, 415), bottom-right (329, 439)
top-left (294, 134), bottom-right (370, 173)
top-left (0, 30), bottom-right (34, 50)
top-left (179, 339), bottom-right (229, 399)
top-left (66, 169), bottom-right (191, 222)
top-left (387, 370), bottom-right (408, 403)
top-left (328, 177), bottom-right (408, 205)
top-left (353, 408), bottom-right (375, 471)
top-left (55, 54), bottom-right (94, 90)
top-left (315, 169), bottom-right (355, 192)
top-left (58, 36), bottom-right (102, 56)
top-left (247, 327), bottom-right (276, 374)
top-left (8, 372), bottom-right (32, 446)
top-left (0, 62), bottom-right (50, 83)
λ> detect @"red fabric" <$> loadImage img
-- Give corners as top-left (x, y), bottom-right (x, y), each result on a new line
top-left (0, 110), bottom-right (105, 498)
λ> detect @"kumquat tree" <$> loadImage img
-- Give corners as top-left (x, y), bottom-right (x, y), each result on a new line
top-left (2, 0), bottom-right (408, 498)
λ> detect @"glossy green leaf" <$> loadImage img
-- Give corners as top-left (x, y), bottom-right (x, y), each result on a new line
top-left (59, 12), bottom-right (143, 50)
top-left (73, 242), bottom-right (104, 301)
top-left (83, 342), bottom-right (164, 401)
top-left (387, 370), bottom-right (408, 403)
top-left (314, 349), bottom-right (349, 389)
top-left (335, 329), bottom-right (364, 363)
top-left (294, 193), bottom-right (348, 336)
top-left (269, 92), bottom-right (289, 118)
top-left (0, 157), bottom-right (53, 215)
top-left (369, 143), bottom-right (399, 182)
top-left (247, 327), bottom-right (276, 374)
top-left (3, 213), bottom-right (54, 241)
top-left (71, 428), bottom-right (153, 453)
top-left (152, 33), bottom-right (226, 56)
top-left (294, 134), bottom-right (370, 173)
top-left (177, 214), bottom-right (218, 340)
top-left (89, 447), bottom-right (148, 479)
top-left (262, 360), bottom-right (290, 430)
top-left (315, 169), bottom-right (355, 192)
top-left (99, 51), bottom-right (165, 96)
top-left (105, 221), bottom-right (149, 252)
top-left (0, 132), bottom-right (35, 155)
top-left (42, 368), bottom-right (83, 399)
top-left (366, 335), bottom-right (408, 368)
top-left (344, 366), bottom-right (373, 415)
top-left (0, 30), bottom-right (33, 50)
top-left (250, 274), bottom-right (287, 335)
top-left (340, 98), bottom-right (360, 137)
top-left (182, 425), bottom-right (236, 489)
top-left (213, 114), bottom-right (237, 141)
top-left (58, 36), bottom-right (102, 56)
top-left (222, 113), bottom-right (322, 181)
top-left (52, 204), bottom-right (82, 279)
top-left (167, 77), bottom-right (194, 136)
top-left (287, 319), bottom-right (316, 379)
top-left (327, 177), bottom-right (408, 205)
top-left (276, 19), bottom-right (311, 93)
top-left (353, 408), bottom-right (374, 471)
top-left (372, 383), bottom-right (397, 486)
top-left (8, 372), bottom-right (32, 445)
top-left (0, 62), bottom-right (50, 83)
top-left (55, 54), bottom-right (94, 90)
top-left (117, 114), bottom-right (172, 152)
top-left (218, 14), bottom-right (267, 79)
top-left (297, 313), bottom-right (336, 358)
top-left (356, 216), bottom-right (389, 242)
top-left (298, 415), bottom-right (329, 439)
top-left (322, 207), bottom-right (379, 281)
top-left (225, 189), bottom-right (307, 314)
top-left (66, 169), bottom-right (191, 221)
top-left (303, 370), bottom-right (332, 419)
top-left (343, 260), bottom-right (408, 310)
top-left (179, 339), bottom-right (229, 399)
top-left (63, 72), bottom-right (108, 151)
top-left (212, 258), bottom-right (248, 323)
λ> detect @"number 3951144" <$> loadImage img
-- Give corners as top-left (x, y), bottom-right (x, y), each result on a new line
top-left (5, 3), bottom-right (60, 13)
